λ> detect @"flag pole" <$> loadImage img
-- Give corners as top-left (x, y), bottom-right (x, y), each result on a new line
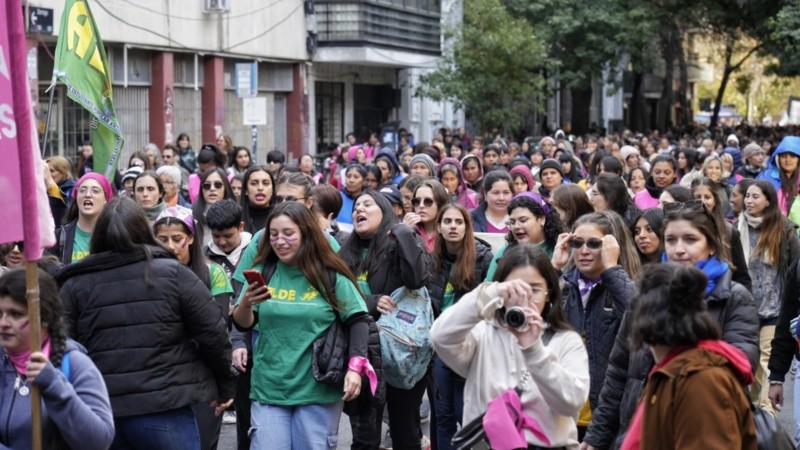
top-left (40, 84), bottom-right (56, 158)
top-left (25, 261), bottom-right (42, 450)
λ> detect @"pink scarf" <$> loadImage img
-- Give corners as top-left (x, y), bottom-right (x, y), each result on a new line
top-left (5, 338), bottom-right (51, 376)
top-left (483, 388), bottom-right (551, 450)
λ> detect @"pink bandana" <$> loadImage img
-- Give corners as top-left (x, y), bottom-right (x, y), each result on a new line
top-left (5, 337), bottom-right (51, 376)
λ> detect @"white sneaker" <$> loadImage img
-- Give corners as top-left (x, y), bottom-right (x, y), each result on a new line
top-left (222, 411), bottom-right (237, 424)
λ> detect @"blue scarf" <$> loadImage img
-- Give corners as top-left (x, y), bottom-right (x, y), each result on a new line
top-left (695, 256), bottom-right (729, 295)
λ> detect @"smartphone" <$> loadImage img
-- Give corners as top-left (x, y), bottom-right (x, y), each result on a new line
top-left (243, 270), bottom-right (266, 287)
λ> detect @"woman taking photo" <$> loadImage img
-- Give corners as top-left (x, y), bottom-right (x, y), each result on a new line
top-left (551, 211), bottom-right (638, 439)
top-left (403, 179), bottom-right (450, 251)
top-left (739, 180), bottom-right (800, 414)
top-left (470, 170), bottom-right (513, 233)
top-left (240, 165), bottom-right (274, 234)
top-left (56, 197), bottom-right (236, 449)
top-left (339, 191), bottom-right (432, 450)
top-left (54, 173), bottom-right (113, 265)
top-left (630, 208), bottom-right (664, 265)
top-left (0, 268), bottom-right (114, 450)
top-left (581, 202), bottom-right (758, 450)
top-left (427, 204), bottom-right (493, 450)
top-left (192, 168), bottom-right (236, 246)
top-left (133, 170), bottom-right (166, 223)
top-left (485, 192), bottom-right (565, 280)
top-left (336, 164), bottom-right (367, 225)
top-left (619, 263), bottom-right (756, 450)
top-left (232, 202), bottom-right (371, 449)
top-left (431, 244), bottom-right (589, 449)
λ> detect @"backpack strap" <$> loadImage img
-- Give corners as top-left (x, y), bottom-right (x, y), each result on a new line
top-left (60, 351), bottom-right (71, 383)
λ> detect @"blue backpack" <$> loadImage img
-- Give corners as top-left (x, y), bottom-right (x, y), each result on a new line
top-left (377, 286), bottom-right (434, 389)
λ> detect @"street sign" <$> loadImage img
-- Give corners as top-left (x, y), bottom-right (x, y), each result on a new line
top-left (235, 62), bottom-right (257, 98)
top-left (27, 6), bottom-right (53, 35)
top-left (243, 97), bottom-right (267, 125)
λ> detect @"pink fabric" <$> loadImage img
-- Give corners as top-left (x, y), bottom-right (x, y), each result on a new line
top-left (634, 190), bottom-right (660, 210)
top-left (188, 173), bottom-right (201, 203)
top-left (483, 388), bottom-right (551, 450)
top-left (348, 356), bottom-right (378, 396)
top-left (6, 338), bottom-right (51, 376)
top-left (1, 0), bottom-right (56, 260)
top-left (619, 400), bottom-right (644, 450)
top-left (73, 173), bottom-right (114, 201)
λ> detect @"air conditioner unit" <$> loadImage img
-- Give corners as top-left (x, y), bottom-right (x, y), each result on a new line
top-left (204, 0), bottom-right (230, 13)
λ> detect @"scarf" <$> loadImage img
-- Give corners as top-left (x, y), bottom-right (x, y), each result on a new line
top-left (143, 201), bottom-right (167, 222)
top-left (6, 338), bottom-right (51, 376)
top-left (738, 212), bottom-right (764, 267)
top-left (695, 256), bottom-right (729, 296)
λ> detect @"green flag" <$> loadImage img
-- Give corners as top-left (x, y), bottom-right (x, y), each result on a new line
top-left (52, 0), bottom-right (123, 180)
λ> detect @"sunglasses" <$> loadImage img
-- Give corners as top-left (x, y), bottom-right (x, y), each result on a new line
top-left (568, 238), bottom-right (603, 250)
top-left (663, 199), bottom-right (704, 213)
top-left (202, 181), bottom-right (224, 191)
top-left (411, 197), bottom-right (435, 208)
top-left (274, 195), bottom-right (306, 203)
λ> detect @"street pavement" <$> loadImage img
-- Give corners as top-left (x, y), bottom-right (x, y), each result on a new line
top-left (219, 371), bottom-right (797, 449)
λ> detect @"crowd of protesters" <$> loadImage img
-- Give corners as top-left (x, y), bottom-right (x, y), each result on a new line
top-left (3, 124), bottom-right (800, 450)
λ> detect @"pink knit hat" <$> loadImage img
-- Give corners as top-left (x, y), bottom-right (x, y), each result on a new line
top-left (72, 173), bottom-right (113, 202)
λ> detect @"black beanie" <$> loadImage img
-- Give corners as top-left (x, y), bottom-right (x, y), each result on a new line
top-left (539, 158), bottom-right (564, 177)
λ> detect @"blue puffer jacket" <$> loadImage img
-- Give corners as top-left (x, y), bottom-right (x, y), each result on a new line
top-left (0, 340), bottom-right (114, 450)
top-left (560, 265), bottom-right (633, 412)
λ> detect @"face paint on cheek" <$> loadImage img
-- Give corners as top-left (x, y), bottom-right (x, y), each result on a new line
top-left (19, 319), bottom-right (29, 331)
top-left (269, 235), bottom-right (299, 244)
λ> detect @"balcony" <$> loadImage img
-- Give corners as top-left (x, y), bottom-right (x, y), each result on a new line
top-left (315, 0), bottom-right (442, 56)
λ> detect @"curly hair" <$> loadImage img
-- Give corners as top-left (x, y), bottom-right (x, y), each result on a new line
top-left (0, 269), bottom-right (69, 368)
top-left (504, 195), bottom-right (565, 250)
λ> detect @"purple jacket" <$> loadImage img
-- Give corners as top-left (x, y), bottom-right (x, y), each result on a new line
top-left (0, 339), bottom-right (114, 450)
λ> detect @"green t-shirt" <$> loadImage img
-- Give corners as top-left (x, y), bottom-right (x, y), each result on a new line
top-left (71, 226), bottom-right (92, 262)
top-left (232, 229), bottom-right (341, 284)
top-left (441, 281), bottom-right (455, 311)
top-left (209, 263), bottom-right (233, 296)
top-left (246, 261), bottom-right (367, 406)
top-left (356, 247), bottom-right (371, 296)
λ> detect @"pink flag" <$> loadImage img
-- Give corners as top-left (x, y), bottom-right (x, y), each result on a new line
top-left (0, 0), bottom-right (56, 260)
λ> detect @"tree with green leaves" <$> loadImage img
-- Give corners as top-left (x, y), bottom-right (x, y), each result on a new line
top-left (416, 0), bottom-right (547, 134)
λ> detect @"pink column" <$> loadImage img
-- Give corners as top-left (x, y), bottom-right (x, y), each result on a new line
top-left (202, 55), bottom-right (225, 144)
top-left (149, 52), bottom-right (174, 146)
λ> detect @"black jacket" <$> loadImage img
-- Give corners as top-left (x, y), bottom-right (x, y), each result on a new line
top-left (583, 269), bottom-right (758, 449)
top-left (769, 260), bottom-right (800, 382)
top-left (427, 239), bottom-right (494, 317)
top-left (54, 221), bottom-right (78, 265)
top-left (561, 265), bottom-right (633, 412)
top-left (361, 223), bottom-right (432, 320)
top-left (56, 246), bottom-right (236, 418)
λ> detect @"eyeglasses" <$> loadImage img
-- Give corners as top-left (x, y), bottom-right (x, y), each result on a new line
top-left (78, 186), bottom-right (104, 196)
top-left (274, 195), bottom-right (306, 203)
top-left (10, 242), bottom-right (23, 252)
top-left (202, 181), bottom-right (224, 191)
top-left (568, 238), bottom-right (603, 250)
top-left (663, 199), bottom-right (704, 213)
top-left (411, 197), bottom-right (435, 208)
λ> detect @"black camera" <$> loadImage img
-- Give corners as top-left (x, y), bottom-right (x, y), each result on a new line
top-left (500, 306), bottom-right (527, 329)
